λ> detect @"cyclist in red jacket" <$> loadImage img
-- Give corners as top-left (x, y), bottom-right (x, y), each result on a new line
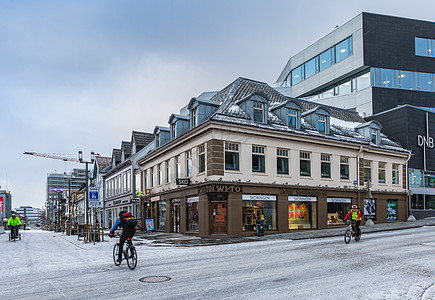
top-left (344, 205), bottom-right (362, 236)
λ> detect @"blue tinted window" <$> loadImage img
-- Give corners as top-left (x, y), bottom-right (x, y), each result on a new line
top-left (415, 37), bottom-right (435, 57)
top-left (398, 70), bottom-right (415, 90)
top-left (419, 72), bottom-right (434, 92)
top-left (335, 38), bottom-right (351, 63)
top-left (305, 57), bottom-right (318, 78)
top-left (380, 69), bottom-right (395, 88)
top-left (291, 65), bottom-right (304, 85)
top-left (319, 48), bottom-right (333, 71)
top-left (287, 108), bottom-right (297, 128)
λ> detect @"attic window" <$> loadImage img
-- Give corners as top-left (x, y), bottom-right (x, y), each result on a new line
top-left (172, 123), bottom-right (176, 139)
top-left (156, 134), bottom-right (160, 147)
top-left (318, 114), bottom-right (327, 133)
top-left (371, 128), bottom-right (378, 144)
top-left (192, 108), bottom-right (198, 127)
top-left (288, 108), bottom-right (297, 128)
top-left (253, 101), bottom-right (264, 123)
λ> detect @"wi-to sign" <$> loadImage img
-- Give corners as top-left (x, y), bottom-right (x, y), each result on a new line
top-left (418, 135), bottom-right (434, 149)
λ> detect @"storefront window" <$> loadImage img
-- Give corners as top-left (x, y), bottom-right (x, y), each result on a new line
top-left (327, 198), bottom-right (351, 225)
top-left (288, 196), bottom-right (317, 229)
top-left (242, 194), bottom-right (276, 231)
top-left (425, 195), bottom-right (435, 210)
top-left (187, 196), bottom-right (199, 231)
top-left (158, 201), bottom-right (166, 230)
top-left (424, 172), bottom-right (435, 188)
top-left (411, 194), bottom-right (424, 209)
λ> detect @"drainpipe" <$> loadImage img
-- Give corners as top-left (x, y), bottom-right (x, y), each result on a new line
top-left (357, 146), bottom-right (363, 208)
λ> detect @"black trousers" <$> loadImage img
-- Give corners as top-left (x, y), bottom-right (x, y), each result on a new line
top-left (118, 230), bottom-right (135, 260)
top-left (353, 220), bottom-right (361, 235)
top-left (11, 226), bottom-right (19, 237)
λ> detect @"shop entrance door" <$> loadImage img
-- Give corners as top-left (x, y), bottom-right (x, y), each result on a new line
top-left (172, 203), bottom-right (180, 233)
top-left (211, 202), bottom-right (227, 234)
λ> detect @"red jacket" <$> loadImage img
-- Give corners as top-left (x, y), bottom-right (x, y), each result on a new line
top-left (344, 209), bottom-right (361, 221)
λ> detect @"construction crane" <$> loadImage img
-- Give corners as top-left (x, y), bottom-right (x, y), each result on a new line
top-left (23, 151), bottom-right (80, 162)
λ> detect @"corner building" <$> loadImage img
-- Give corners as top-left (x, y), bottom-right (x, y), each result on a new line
top-left (138, 78), bottom-right (410, 236)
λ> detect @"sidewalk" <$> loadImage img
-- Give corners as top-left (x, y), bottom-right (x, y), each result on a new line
top-left (133, 217), bottom-right (435, 247)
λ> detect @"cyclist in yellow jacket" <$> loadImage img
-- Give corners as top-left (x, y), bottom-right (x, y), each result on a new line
top-left (7, 214), bottom-right (22, 238)
top-left (344, 205), bottom-right (362, 236)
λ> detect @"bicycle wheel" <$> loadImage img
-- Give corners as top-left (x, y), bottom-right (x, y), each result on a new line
top-left (113, 243), bottom-right (121, 266)
top-left (344, 229), bottom-right (351, 244)
top-left (126, 245), bottom-right (137, 270)
top-left (8, 233), bottom-right (11, 241)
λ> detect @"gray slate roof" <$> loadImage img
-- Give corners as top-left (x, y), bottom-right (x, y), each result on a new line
top-left (206, 77), bottom-right (408, 153)
top-left (132, 131), bottom-right (154, 148)
top-left (121, 141), bottom-right (132, 157)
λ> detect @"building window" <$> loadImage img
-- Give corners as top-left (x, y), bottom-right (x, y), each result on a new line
top-left (156, 134), bottom-right (160, 148)
top-left (253, 101), bottom-right (264, 123)
top-left (300, 151), bottom-right (311, 177)
top-left (409, 169), bottom-right (422, 187)
top-left (371, 128), bottom-right (378, 144)
top-left (378, 162), bottom-right (386, 184)
top-left (321, 154), bottom-right (331, 178)
top-left (186, 150), bottom-right (192, 176)
top-left (171, 123), bottom-right (177, 139)
top-left (318, 114), bottom-right (327, 133)
top-left (277, 149), bottom-right (289, 175)
top-left (304, 57), bottom-right (318, 79)
top-left (397, 70), bottom-right (415, 90)
top-left (198, 144), bottom-right (205, 174)
top-left (338, 80), bottom-right (352, 96)
top-left (288, 197), bottom-right (317, 229)
top-left (187, 197), bottom-right (199, 231)
top-left (335, 36), bottom-right (352, 63)
top-left (158, 164), bottom-right (163, 186)
top-left (252, 145), bottom-right (265, 173)
top-left (175, 155), bottom-right (181, 179)
top-left (127, 172), bottom-right (131, 192)
top-left (150, 167), bottom-right (155, 187)
top-left (291, 65), bottom-right (304, 85)
top-left (165, 160), bottom-right (170, 183)
top-left (225, 142), bottom-right (240, 171)
top-left (192, 108), bottom-right (198, 127)
top-left (144, 170), bottom-right (148, 190)
top-left (319, 47), bottom-right (334, 71)
top-left (363, 161), bottom-right (372, 182)
top-left (418, 72), bottom-right (434, 92)
top-left (288, 108), bottom-right (297, 129)
top-left (327, 199), bottom-right (351, 225)
top-left (415, 37), bottom-right (435, 57)
top-left (379, 68), bottom-right (396, 88)
top-left (340, 156), bottom-right (350, 180)
top-left (242, 195), bottom-right (277, 231)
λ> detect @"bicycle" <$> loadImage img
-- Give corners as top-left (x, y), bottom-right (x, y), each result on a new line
top-left (8, 226), bottom-right (21, 242)
top-left (344, 220), bottom-right (361, 244)
top-left (112, 233), bottom-right (137, 270)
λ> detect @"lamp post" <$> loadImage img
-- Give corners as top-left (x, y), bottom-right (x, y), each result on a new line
top-left (78, 151), bottom-right (95, 225)
top-left (64, 172), bottom-right (72, 224)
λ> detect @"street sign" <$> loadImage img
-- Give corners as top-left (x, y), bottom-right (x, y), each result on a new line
top-left (88, 200), bottom-right (100, 208)
top-left (353, 180), bottom-right (358, 185)
top-left (89, 187), bottom-right (98, 200)
top-left (176, 178), bottom-right (191, 185)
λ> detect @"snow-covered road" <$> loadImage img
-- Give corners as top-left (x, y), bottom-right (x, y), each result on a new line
top-left (1, 227), bottom-right (435, 299)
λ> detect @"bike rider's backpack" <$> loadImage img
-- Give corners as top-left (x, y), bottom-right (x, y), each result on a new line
top-left (125, 217), bottom-right (137, 228)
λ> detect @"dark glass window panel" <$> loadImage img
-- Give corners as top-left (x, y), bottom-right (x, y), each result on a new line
top-left (277, 157), bottom-right (289, 174)
top-left (300, 160), bottom-right (311, 176)
top-left (225, 152), bottom-right (239, 171)
top-left (252, 154), bottom-right (265, 172)
top-left (340, 164), bottom-right (349, 179)
top-left (321, 162), bottom-right (331, 178)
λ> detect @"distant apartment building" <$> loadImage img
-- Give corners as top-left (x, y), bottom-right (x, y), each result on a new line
top-left (14, 206), bottom-right (42, 225)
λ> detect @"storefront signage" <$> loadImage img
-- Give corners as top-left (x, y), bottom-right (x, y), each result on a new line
top-left (151, 196), bottom-right (160, 202)
top-left (281, 188), bottom-right (326, 196)
top-left (288, 196), bottom-right (317, 202)
top-left (242, 194), bottom-right (276, 201)
top-left (0, 196), bottom-right (3, 212)
top-left (327, 198), bottom-right (351, 203)
top-left (187, 196), bottom-right (199, 203)
top-left (172, 198), bottom-right (180, 204)
top-left (114, 200), bottom-right (121, 205)
top-left (364, 198), bottom-right (376, 219)
top-left (199, 185), bottom-right (242, 193)
top-left (176, 178), bottom-right (191, 185)
top-left (417, 135), bottom-right (434, 148)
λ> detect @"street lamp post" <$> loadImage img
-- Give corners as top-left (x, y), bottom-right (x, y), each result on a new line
top-left (78, 151), bottom-right (95, 225)
top-left (64, 172), bottom-right (72, 224)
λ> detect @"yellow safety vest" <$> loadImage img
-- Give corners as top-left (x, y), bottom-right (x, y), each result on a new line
top-left (351, 210), bottom-right (360, 221)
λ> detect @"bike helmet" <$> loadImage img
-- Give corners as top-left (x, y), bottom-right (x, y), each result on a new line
top-left (11, 213), bottom-right (16, 217)
top-left (351, 205), bottom-right (357, 209)
top-left (119, 211), bottom-right (126, 218)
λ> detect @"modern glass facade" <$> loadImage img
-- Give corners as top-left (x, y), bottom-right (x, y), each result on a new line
top-left (372, 68), bottom-right (435, 92)
top-left (415, 37), bottom-right (435, 57)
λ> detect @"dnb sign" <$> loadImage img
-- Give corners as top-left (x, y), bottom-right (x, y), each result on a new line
top-left (418, 135), bottom-right (434, 149)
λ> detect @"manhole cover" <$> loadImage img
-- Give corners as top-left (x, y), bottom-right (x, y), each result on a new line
top-left (139, 276), bottom-right (172, 283)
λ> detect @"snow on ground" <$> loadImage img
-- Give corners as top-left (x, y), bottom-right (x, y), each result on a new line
top-left (1, 227), bottom-right (435, 299)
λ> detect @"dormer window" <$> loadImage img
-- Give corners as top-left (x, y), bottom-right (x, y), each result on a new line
top-left (371, 128), bottom-right (378, 144)
top-left (253, 101), bottom-right (264, 123)
top-left (172, 123), bottom-right (176, 139)
top-left (288, 108), bottom-right (297, 128)
top-left (318, 114), bottom-right (327, 133)
top-left (156, 134), bottom-right (160, 147)
top-left (192, 108), bottom-right (198, 126)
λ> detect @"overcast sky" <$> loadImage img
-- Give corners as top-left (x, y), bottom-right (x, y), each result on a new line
top-left (1, 0), bottom-right (435, 210)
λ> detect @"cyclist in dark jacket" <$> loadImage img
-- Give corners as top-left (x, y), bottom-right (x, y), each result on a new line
top-left (109, 211), bottom-right (136, 262)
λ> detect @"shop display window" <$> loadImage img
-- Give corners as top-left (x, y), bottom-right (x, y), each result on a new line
top-left (327, 202), bottom-right (350, 225)
top-left (158, 201), bottom-right (166, 230)
top-left (242, 200), bottom-right (276, 231)
top-left (288, 201), bottom-right (317, 229)
top-left (188, 200), bottom-right (199, 231)
top-left (425, 195), bottom-right (435, 210)
top-left (411, 194), bottom-right (424, 209)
